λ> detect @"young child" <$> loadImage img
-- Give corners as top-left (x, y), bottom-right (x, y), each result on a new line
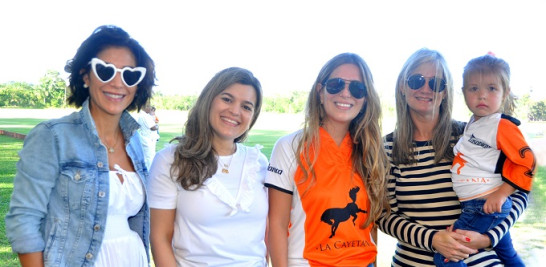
top-left (434, 54), bottom-right (535, 266)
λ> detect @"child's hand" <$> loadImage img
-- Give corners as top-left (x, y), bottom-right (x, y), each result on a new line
top-left (483, 194), bottom-right (505, 214)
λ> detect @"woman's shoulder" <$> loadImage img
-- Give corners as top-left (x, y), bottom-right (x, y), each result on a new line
top-left (40, 110), bottom-right (81, 127)
top-left (264, 130), bottom-right (301, 160)
top-left (157, 143), bottom-right (178, 156)
top-left (148, 144), bottom-right (178, 180)
top-left (451, 120), bottom-right (466, 136)
top-left (152, 144), bottom-right (177, 164)
top-left (383, 131), bottom-right (394, 142)
top-left (275, 129), bottom-right (303, 147)
top-left (237, 143), bottom-right (269, 166)
top-left (238, 143), bottom-right (261, 151)
top-left (25, 111), bottom-right (82, 140)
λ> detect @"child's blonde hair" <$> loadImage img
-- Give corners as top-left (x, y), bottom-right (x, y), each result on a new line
top-left (462, 54), bottom-right (516, 115)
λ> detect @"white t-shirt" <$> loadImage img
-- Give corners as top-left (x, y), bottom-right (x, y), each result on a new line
top-left (451, 113), bottom-right (534, 200)
top-left (148, 143), bottom-right (269, 267)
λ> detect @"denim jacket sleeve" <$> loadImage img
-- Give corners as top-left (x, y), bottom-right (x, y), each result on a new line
top-left (5, 122), bottom-right (59, 253)
top-left (6, 104), bottom-right (151, 266)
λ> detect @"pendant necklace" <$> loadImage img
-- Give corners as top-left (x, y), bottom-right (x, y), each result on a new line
top-left (219, 154), bottom-right (234, 174)
top-left (101, 129), bottom-right (121, 153)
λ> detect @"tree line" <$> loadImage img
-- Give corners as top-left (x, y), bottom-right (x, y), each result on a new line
top-left (1, 71), bottom-right (66, 108)
top-left (1, 70), bottom-right (545, 121)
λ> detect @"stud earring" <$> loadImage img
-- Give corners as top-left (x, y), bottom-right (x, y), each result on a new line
top-left (83, 83), bottom-right (89, 88)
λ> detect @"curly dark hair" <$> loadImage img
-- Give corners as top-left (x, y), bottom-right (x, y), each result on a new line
top-left (64, 25), bottom-right (156, 111)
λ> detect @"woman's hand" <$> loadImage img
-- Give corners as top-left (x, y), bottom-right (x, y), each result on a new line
top-left (454, 229), bottom-right (492, 250)
top-left (432, 228), bottom-right (478, 262)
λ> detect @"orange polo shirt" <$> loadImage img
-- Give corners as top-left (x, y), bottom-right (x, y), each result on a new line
top-left (266, 127), bottom-right (376, 266)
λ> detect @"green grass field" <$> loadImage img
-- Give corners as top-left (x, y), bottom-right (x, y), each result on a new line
top-left (157, 129), bottom-right (289, 159)
top-left (0, 135), bottom-right (24, 267)
top-left (0, 114), bottom-right (544, 266)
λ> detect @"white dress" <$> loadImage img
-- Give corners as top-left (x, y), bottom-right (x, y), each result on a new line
top-left (94, 165), bottom-right (147, 267)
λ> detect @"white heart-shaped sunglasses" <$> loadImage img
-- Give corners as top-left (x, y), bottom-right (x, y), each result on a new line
top-left (88, 58), bottom-right (146, 87)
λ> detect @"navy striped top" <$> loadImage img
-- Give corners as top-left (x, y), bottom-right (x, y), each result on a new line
top-left (377, 121), bottom-right (528, 267)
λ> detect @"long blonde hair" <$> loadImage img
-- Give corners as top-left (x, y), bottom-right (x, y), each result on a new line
top-left (171, 67), bottom-right (262, 190)
top-left (296, 52), bottom-right (389, 227)
top-left (392, 48), bottom-right (457, 165)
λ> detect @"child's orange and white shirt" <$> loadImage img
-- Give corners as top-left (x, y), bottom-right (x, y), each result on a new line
top-left (451, 113), bottom-right (535, 201)
top-left (265, 128), bottom-right (376, 267)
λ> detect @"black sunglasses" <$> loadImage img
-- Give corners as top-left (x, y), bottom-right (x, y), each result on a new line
top-left (407, 74), bottom-right (446, 92)
top-left (323, 78), bottom-right (367, 99)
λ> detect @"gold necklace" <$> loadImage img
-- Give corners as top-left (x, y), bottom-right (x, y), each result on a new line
top-left (101, 129), bottom-right (121, 153)
top-left (219, 154), bottom-right (234, 174)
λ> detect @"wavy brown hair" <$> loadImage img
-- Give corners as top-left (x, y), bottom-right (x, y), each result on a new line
top-left (296, 52), bottom-right (389, 227)
top-left (171, 67), bottom-right (262, 190)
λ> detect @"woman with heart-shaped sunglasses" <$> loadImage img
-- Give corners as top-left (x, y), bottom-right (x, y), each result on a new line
top-left (5, 25), bottom-right (156, 267)
top-left (377, 48), bottom-right (529, 266)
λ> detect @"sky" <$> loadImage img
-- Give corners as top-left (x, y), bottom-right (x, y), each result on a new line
top-left (1, 0), bottom-right (545, 105)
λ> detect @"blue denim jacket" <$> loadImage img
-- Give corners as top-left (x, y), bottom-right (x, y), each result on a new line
top-left (5, 99), bottom-right (150, 266)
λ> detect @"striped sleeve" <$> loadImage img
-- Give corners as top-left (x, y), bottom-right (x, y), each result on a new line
top-left (377, 132), bottom-right (462, 253)
top-left (485, 190), bottom-right (528, 248)
top-left (377, 164), bottom-right (439, 252)
top-left (377, 120), bottom-right (529, 266)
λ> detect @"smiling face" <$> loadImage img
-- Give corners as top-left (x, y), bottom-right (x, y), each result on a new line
top-left (463, 72), bottom-right (506, 121)
top-left (209, 83), bottom-right (257, 147)
top-left (83, 46), bottom-right (138, 119)
top-left (403, 62), bottom-right (445, 117)
top-left (319, 63), bottom-right (366, 131)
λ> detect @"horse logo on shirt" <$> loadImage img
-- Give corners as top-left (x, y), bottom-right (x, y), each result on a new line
top-left (453, 152), bottom-right (467, 174)
top-left (320, 186), bottom-right (367, 238)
